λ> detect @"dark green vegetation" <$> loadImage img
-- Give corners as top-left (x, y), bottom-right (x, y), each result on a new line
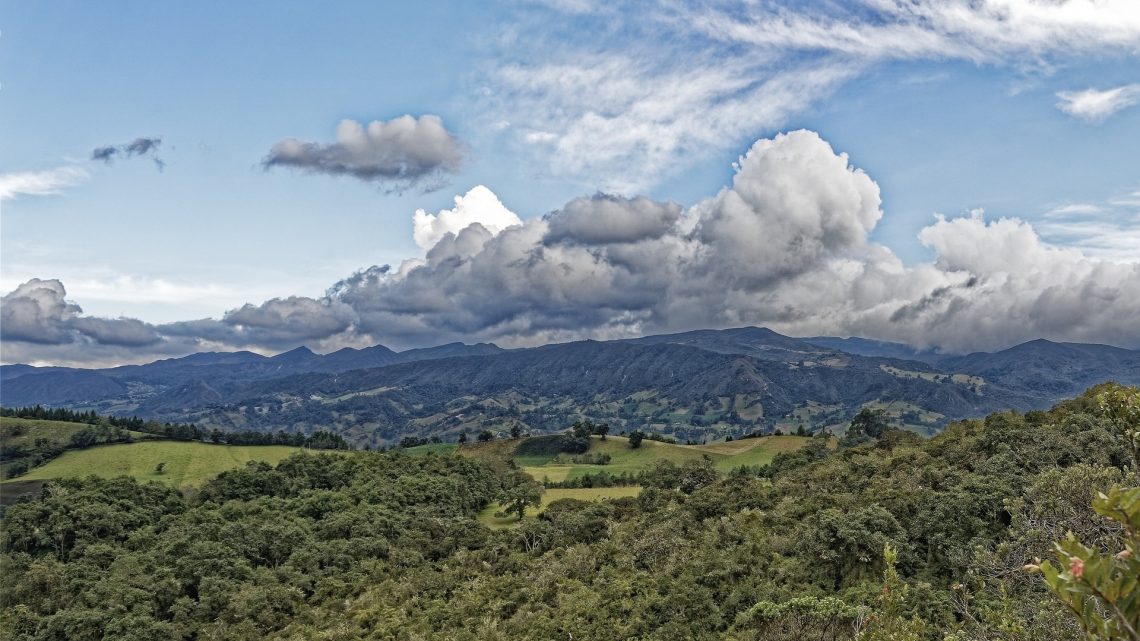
top-left (4, 328), bottom-right (1138, 447)
top-left (1, 384), bottom-right (1136, 640)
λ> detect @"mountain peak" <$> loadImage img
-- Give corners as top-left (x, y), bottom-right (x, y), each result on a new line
top-left (270, 346), bottom-right (317, 363)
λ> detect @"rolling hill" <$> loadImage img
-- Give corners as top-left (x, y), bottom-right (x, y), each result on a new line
top-left (2, 328), bottom-right (1137, 446)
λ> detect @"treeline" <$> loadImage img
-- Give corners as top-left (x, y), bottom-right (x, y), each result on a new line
top-left (0, 406), bottom-right (142, 428)
top-left (1, 405), bottom-right (353, 450)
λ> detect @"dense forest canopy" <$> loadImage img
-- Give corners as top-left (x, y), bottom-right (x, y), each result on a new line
top-left (0, 384), bottom-right (1137, 640)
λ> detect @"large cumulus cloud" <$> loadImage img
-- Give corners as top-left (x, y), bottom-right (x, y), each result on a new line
top-left (305, 129), bottom-right (1140, 352)
top-left (263, 115), bottom-right (464, 192)
top-left (4, 130), bottom-right (1138, 366)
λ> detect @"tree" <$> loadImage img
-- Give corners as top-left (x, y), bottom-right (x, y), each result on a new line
top-left (510, 423), bottom-right (522, 439)
top-left (678, 458), bottom-right (719, 494)
top-left (457, 431), bottom-right (468, 444)
top-left (478, 430), bottom-right (494, 442)
top-left (628, 430), bottom-right (645, 449)
top-left (571, 421), bottom-right (593, 439)
top-left (844, 408), bottom-right (890, 445)
top-left (498, 474), bottom-right (543, 520)
top-left (594, 422), bottom-right (610, 440)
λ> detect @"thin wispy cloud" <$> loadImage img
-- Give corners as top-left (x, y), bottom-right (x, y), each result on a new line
top-left (1038, 189), bottom-right (1140, 262)
top-left (0, 166), bottom-right (89, 201)
top-left (1056, 84), bottom-right (1140, 122)
top-left (487, 1), bottom-right (1140, 192)
top-left (1044, 203), bottom-right (1104, 217)
top-left (684, 0), bottom-right (1140, 62)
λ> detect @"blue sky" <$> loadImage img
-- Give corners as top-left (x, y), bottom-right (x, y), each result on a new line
top-left (2, 1), bottom-right (1139, 365)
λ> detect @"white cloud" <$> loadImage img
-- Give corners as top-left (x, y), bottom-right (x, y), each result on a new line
top-left (1044, 203), bottom-right (1104, 217)
top-left (1056, 84), bottom-right (1140, 122)
top-left (687, 0), bottom-right (1140, 62)
top-left (485, 1), bottom-right (1140, 191)
top-left (495, 55), bottom-right (856, 192)
top-left (326, 130), bottom-right (1140, 353)
top-left (0, 166), bottom-right (89, 201)
top-left (1037, 189), bottom-right (1140, 262)
top-left (412, 185), bottom-right (523, 251)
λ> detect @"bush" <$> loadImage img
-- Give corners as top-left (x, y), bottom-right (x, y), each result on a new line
top-left (515, 434), bottom-right (589, 457)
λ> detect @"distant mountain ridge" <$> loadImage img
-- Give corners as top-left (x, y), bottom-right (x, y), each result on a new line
top-left (2, 328), bottom-right (1137, 446)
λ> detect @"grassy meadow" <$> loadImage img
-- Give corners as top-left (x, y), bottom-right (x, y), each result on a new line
top-left (469, 433), bottom-right (814, 483)
top-left (403, 442), bottom-right (459, 456)
top-left (10, 441), bottom-right (303, 487)
top-left (0, 415), bottom-right (153, 447)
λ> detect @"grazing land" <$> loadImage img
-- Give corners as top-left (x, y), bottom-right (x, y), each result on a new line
top-left (403, 442), bottom-right (459, 456)
top-left (466, 433), bottom-right (814, 482)
top-left (8, 440), bottom-right (302, 487)
top-left (0, 415), bottom-right (154, 479)
top-left (1, 416), bottom-right (94, 447)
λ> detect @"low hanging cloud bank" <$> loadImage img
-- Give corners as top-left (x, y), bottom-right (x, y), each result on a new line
top-left (4, 130), bottom-right (1138, 367)
top-left (263, 115), bottom-right (465, 193)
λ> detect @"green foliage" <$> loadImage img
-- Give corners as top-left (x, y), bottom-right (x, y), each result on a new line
top-left (1030, 486), bottom-right (1140, 641)
top-left (858, 544), bottom-right (926, 641)
top-left (513, 434), bottom-right (590, 458)
top-left (843, 408), bottom-right (890, 446)
top-left (495, 473), bottom-right (544, 520)
top-left (733, 596), bottom-right (866, 641)
top-left (628, 430), bottom-right (645, 448)
top-left (1096, 384), bottom-right (1140, 469)
top-left (1, 386), bottom-right (1135, 640)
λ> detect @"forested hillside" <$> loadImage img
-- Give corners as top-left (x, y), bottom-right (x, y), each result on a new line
top-left (1, 384), bottom-right (1136, 640)
top-left (4, 328), bottom-right (1137, 447)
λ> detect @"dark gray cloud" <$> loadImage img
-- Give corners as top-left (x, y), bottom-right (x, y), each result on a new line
top-left (6, 130), bottom-right (1140, 367)
top-left (0, 279), bottom-right (183, 366)
top-left (0, 279), bottom-right (84, 345)
top-left (90, 137), bottom-right (165, 171)
top-left (0, 281), bottom-right (362, 366)
top-left (545, 194), bottom-right (682, 245)
top-left (263, 115), bottom-right (464, 192)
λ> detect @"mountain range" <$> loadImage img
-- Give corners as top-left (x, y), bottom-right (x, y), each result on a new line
top-left (3, 328), bottom-right (1138, 446)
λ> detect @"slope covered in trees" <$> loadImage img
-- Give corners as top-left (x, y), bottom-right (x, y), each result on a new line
top-left (0, 384), bottom-right (1136, 640)
top-left (5, 328), bottom-right (1137, 448)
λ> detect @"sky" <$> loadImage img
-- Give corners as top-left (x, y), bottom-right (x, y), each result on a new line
top-left (2, 0), bottom-right (1139, 367)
